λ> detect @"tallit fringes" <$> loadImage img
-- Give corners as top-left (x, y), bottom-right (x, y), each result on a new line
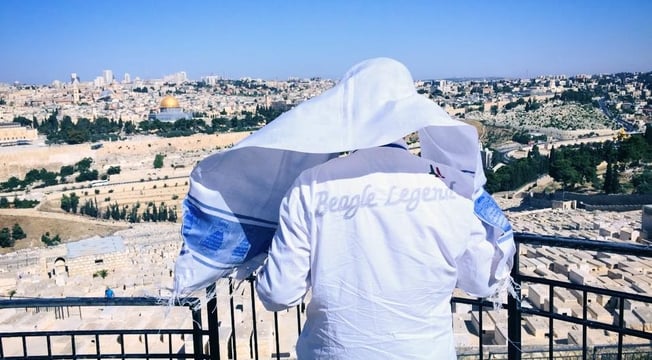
top-left (485, 275), bottom-right (521, 310)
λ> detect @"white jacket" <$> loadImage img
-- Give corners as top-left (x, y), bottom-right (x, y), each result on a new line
top-left (172, 58), bottom-right (501, 299)
top-left (257, 145), bottom-right (513, 359)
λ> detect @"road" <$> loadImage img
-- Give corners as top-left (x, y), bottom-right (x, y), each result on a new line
top-left (598, 98), bottom-right (637, 132)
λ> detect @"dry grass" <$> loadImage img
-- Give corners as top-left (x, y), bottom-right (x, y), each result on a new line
top-left (0, 209), bottom-right (127, 254)
top-left (0, 132), bottom-right (250, 253)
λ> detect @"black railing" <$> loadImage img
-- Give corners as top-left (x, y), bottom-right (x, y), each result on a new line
top-left (0, 297), bottom-right (206, 359)
top-left (508, 234), bottom-right (652, 360)
top-left (1, 233), bottom-right (651, 359)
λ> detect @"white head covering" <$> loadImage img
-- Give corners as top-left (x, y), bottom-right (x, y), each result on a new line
top-left (236, 58), bottom-right (474, 153)
top-left (172, 57), bottom-right (486, 296)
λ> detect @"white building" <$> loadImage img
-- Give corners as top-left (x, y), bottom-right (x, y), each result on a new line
top-left (103, 69), bottom-right (113, 85)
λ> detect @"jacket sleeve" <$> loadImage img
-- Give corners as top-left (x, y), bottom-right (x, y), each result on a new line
top-left (256, 183), bottom-right (312, 312)
top-left (456, 190), bottom-right (516, 298)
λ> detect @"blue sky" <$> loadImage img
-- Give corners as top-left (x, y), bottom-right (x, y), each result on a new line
top-left (1, 0), bottom-right (650, 84)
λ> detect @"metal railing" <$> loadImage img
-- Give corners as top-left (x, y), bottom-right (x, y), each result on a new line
top-left (1, 233), bottom-right (651, 360)
top-left (507, 234), bottom-right (652, 360)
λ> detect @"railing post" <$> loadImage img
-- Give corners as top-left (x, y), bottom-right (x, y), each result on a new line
top-left (617, 296), bottom-right (624, 360)
top-left (507, 241), bottom-right (521, 360)
top-left (207, 283), bottom-right (220, 360)
top-left (582, 290), bottom-right (588, 360)
top-left (479, 301), bottom-right (484, 360)
top-left (250, 279), bottom-right (260, 360)
top-left (192, 306), bottom-right (204, 359)
top-left (228, 279), bottom-right (237, 360)
top-left (274, 311), bottom-right (281, 360)
top-left (296, 304), bottom-right (302, 336)
top-left (548, 285), bottom-right (554, 360)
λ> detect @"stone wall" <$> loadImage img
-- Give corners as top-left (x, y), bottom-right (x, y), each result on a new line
top-left (525, 191), bottom-right (652, 211)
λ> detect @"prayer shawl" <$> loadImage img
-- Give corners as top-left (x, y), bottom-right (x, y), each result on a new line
top-left (172, 57), bottom-right (514, 299)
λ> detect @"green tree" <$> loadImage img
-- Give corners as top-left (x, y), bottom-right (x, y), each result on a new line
top-left (11, 224), bottom-right (26, 241)
top-left (2, 176), bottom-right (21, 191)
top-left (61, 193), bottom-right (71, 212)
top-left (123, 121), bottom-right (136, 135)
top-left (153, 154), bottom-right (165, 169)
top-left (633, 170), bottom-right (652, 194)
top-left (13, 197), bottom-right (38, 208)
top-left (550, 159), bottom-right (581, 189)
top-left (93, 269), bottom-right (108, 278)
top-left (618, 135), bottom-right (647, 165)
top-left (490, 105), bottom-right (498, 115)
top-left (41, 232), bottom-right (61, 246)
top-left (75, 169), bottom-right (99, 182)
top-left (0, 227), bottom-right (14, 248)
top-left (603, 159), bottom-right (621, 194)
top-left (645, 124), bottom-right (652, 145)
top-left (68, 193), bottom-right (79, 214)
top-left (64, 128), bottom-right (90, 144)
top-left (168, 206), bottom-right (178, 222)
top-left (0, 197), bottom-right (9, 208)
top-left (75, 157), bottom-right (93, 172)
top-left (60, 165), bottom-right (74, 177)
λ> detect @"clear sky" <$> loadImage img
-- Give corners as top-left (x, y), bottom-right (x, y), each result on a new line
top-left (1, 0), bottom-right (650, 84)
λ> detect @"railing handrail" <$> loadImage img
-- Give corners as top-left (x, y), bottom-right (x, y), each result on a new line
top-left (514, 232), bottom-right (652, 257)
top-left (0, 296), bottom-right (199, 309)
top-left (518, 273), bottom-right (652, 303)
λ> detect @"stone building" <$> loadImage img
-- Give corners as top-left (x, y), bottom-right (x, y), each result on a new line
top-left (0, 123), bottom-right (38, 146)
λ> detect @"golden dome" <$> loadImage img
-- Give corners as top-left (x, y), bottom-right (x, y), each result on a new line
top-left (160, 95), bottom-right (180, 109)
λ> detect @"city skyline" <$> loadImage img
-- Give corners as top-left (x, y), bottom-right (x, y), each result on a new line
top-left (1, 0), bottom-right (651, 85)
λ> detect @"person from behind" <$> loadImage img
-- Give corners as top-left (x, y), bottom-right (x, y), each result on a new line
top-left (255, 58), bottom-right (515, 359)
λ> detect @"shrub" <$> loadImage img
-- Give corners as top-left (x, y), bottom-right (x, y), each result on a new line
top-left (41, 232), bottom-right (61, 246)
top-left (93, 269), bottom-right (108, 279)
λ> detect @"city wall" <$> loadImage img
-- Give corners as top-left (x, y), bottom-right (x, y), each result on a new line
top-left (525, 192), bottom-right (652, 212)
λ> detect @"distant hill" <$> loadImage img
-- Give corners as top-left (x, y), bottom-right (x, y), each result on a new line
top-left (421, 77), bottom-right (508, 82)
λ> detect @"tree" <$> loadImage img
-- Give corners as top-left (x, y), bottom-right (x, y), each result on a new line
top-left (0, 227), bottom-right (14, 248)
top-left (41, 232), bottom-right (61, 246)
top-left (550, 159), bottom-right (581, 189)
top-left (603, 159), bottom-right (621, 194)
top-left (633, 170), bottom-right (652, 194)
top-left (11, 224), bottom-right (26, 241)
top-left (67, 193), bottom-right (80, 214)
top-left (93, 269), bottom-right (108, 279)
top-left (153, 154), bottom-right (165, 169)
top-left (75, 169), bottom-right (99, 182)
top-left (60, 165), bottom-right (74, 177)
top-left (490, 105), bottom-right (498, 115)
top-left (123, 121), bottom-right (136, 135)
top-left (13, 116), bottom-right (32, 127)
top-left (618, 135), bottom-right (647, 165)
top-left (0, 197), bottom-right (9, 208)
top-left (13, 197), bottom-right (38, 208)
top-left (2, 176), bottom-right (21, 191)
top-left (61, 193), bottom-right (71, 212)
top-left (168, 206), bottom-right (178, 222)
top-left (64, 128), bottom-right (90, 144)
top-left (107, 166), bottom-right (121, 175)
top-left (645, 123), bottom-right (652, 145)
top-left (75, 157), bottom-right (93, 172)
